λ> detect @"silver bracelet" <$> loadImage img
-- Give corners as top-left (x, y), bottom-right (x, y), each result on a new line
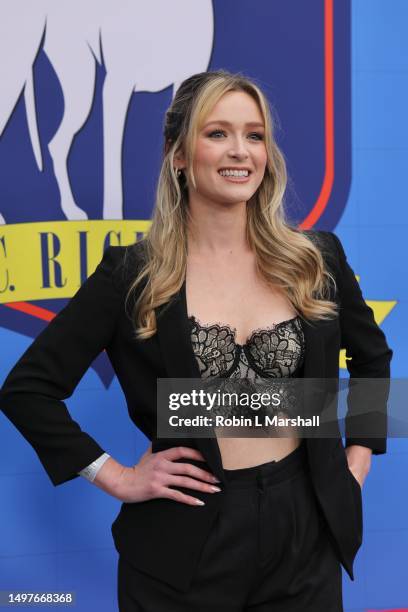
top-left (78, 452), bottom-right (111, 482)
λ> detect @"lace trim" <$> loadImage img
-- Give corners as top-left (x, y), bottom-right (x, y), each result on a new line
top-left (188, 314), bottom-right (302, 348)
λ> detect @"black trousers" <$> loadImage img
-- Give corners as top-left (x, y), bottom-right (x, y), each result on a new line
top-left (117, 441), bottom-right (343, 611)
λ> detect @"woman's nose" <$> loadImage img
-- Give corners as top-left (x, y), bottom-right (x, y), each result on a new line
top-left (228, 143), bottom-right (249, 159)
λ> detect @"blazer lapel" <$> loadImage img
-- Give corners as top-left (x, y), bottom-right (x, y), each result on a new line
top-left (156, 279), bottom-right (199, 379)
top-left (155, 279), bottom-right (225, 480)
top-left (300, 318), bottom-right (341, 459)
top-left (301, 318), bottom-right (326, 378)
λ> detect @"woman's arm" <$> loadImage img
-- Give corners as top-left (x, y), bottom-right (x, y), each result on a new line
top-left (0, 246), bottom-right (127, 486)
top-left (328, 231), bottom-right (393, 456)
top-left (0, 244), bottom-right (227, 506)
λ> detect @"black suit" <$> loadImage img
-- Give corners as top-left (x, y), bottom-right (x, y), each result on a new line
top-left (0, 230), bottom-right (392, 592)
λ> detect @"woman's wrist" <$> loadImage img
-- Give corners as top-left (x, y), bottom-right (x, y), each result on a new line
top-left (79, 452), bottom-right (111, 482)
top-left (92, 456), bottom-right (128, 499)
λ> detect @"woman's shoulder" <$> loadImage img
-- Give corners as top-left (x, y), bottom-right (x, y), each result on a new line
top-left (300, 229), bottom-right (341, 270)
top-left (301, 228), bottom-right (335, 249)
top-left (100, 239), bottom-right (148, 293)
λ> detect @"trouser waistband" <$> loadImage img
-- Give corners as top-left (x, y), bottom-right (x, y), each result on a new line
top-left (222, 440), bottom-right (308, 489)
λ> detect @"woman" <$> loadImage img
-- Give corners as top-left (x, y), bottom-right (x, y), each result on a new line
top-left (0, 71), bottom-right (392, 611)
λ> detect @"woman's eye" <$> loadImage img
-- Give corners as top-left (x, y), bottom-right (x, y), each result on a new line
top-left (208, 130), bottom-right (226, 138)
top-left (207, 130), bottom-right (264, 140)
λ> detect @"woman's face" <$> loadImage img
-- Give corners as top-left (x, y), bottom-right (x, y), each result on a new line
top-left (183, 90), bottom-right (268, 207)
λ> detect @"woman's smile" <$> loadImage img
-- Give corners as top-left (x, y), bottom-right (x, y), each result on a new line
top-left (217, 168), bottom-right (252, 183)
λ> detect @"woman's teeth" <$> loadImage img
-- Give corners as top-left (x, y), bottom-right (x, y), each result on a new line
top-left (218, 169), bottom-right (249, 177)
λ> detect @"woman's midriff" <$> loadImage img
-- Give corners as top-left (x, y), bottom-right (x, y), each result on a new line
top-left (216, 435), bottom-right (302, 469)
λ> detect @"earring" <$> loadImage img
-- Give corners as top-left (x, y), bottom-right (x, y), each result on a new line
top-left (174, 168), bottom-right (181, 178)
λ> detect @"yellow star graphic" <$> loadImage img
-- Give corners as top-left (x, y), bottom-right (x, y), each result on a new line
top-left (340, 275), bottom-right (396, 370)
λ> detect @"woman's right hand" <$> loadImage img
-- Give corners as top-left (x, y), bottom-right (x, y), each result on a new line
top-left (95, 445), bottom-right (222, 506)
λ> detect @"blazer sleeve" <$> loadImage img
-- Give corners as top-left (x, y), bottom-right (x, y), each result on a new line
top-left (0, 245), bottom-right (127, 486)
top-left (328, 231), bottom-right (393, 455)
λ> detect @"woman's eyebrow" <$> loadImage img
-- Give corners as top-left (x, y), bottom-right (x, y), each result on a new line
top-left (203, 120), bottom-right (265, 128)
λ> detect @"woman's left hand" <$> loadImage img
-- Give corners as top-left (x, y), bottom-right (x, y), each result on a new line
top-left (345, 444), bottom-right (372, 488)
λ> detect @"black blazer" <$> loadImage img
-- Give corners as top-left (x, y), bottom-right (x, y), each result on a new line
top-left (0, 230), bottom-right (392, 592)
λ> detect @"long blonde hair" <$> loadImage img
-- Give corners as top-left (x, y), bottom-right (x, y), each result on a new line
top-left (126, 70), bottom-right (338, 341)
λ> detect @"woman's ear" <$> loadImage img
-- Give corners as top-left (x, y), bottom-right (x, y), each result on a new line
top-left (174, 147), bottom-right (186, 170)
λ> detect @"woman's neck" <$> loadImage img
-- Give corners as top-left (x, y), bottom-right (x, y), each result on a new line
top-left (186, 206), bottom-right (251, 257)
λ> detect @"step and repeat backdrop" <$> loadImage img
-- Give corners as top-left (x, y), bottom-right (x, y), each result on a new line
top-left (0, 1), bottom-right (406, 610)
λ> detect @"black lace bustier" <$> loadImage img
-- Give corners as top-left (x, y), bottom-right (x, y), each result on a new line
top-left (188, 315), bottom-right (305, 379)
top-left (187, 315), bottom-right (305, 424)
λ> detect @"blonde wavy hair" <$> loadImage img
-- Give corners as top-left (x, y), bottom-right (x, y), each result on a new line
top-left (126, 70), bottom-right (338, 340)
